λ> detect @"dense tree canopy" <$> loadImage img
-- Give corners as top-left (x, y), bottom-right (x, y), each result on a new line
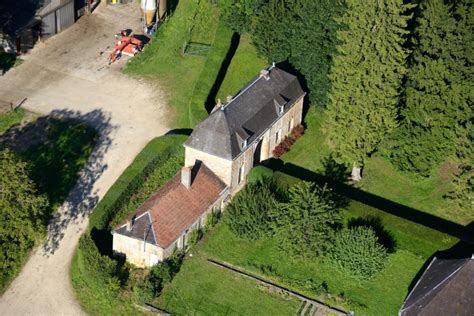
top-left (0, 149), bottom-right (48, 286)
top-left (221, 0), bottom-right (344, 105)
top-left (323, 0), bottom-right (412, 179)
top-left (386, 0), bottom-right (473, 177)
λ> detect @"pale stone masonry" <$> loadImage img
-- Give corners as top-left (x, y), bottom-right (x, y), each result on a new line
top-left (113, 66), bottom-right (305, 267)
top-left (185, 65), bottom-right (305, 194)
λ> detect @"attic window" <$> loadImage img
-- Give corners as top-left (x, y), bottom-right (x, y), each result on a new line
top-left (242, 138), bottom-right (248, 149)
top-left (279, 105), bottom-right (284, 115)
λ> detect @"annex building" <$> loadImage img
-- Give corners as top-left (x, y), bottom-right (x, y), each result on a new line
top-left (112, 66), bottom-right (305, 267)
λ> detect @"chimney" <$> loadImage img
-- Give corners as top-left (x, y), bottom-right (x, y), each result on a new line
top-left (260, 69), bottom-right (270, 80)
top-left (126, 215), bottom-right (136, 232)
top-left (181, 166), bottom-right (192, 189)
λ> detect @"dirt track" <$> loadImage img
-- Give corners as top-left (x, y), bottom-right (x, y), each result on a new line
top-left (0, 2), bottom-right (169, 315)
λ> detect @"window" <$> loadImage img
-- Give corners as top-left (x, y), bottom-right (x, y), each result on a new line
top-left (242, 138), bottom-right (247, 149)
top-left (238, 164), bottom-right (245, 184)
top-left (275, 129), bottom-right (282, 144)
top-left (279, 105), bottom-right (284, 115)
top-left (290, 117), bottom-right (294, 130)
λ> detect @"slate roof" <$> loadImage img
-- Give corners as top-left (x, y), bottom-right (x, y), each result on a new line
top-left (399, 256), bottom-right (474, 316)
top-left (185, 66), bottom-right (305, 160)
top-left (114, 163), bottom-right (227, 249)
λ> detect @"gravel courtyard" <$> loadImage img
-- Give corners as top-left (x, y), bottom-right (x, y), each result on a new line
top-left (0, 2), bottom-right (169, 315)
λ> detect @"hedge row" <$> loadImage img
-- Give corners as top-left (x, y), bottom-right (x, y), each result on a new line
top-left (87, 134), bottom-right (187, 231)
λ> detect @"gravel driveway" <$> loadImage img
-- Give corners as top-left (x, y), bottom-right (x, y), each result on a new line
top-left (0, 3), bottom-right (169, 315)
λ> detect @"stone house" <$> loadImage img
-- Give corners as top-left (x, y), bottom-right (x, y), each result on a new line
top-left (112, 65), bottom-right (305, 267)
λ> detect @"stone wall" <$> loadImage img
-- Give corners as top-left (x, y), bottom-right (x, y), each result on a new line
top-left (185, 147), bottom-right (233, 186)
top-left (112, 232), bottom-right (164, 268)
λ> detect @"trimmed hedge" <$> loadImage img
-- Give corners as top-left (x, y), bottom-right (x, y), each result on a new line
top-left (87, 135), bottom-right (187, 231)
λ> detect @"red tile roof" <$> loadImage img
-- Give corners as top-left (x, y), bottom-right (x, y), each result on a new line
top-left (115, 163), bottom-right (227, 248)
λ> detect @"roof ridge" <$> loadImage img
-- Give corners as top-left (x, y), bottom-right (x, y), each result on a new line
top-left (400, 257), bottom-right (468, 312)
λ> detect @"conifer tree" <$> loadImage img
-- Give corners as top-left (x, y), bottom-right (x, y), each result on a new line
top-left (386, 0), bottom-right (473, 177)
top-left (323, 0), bottom-right (412, 180)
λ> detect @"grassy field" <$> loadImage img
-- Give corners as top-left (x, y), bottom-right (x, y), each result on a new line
top-left (0, 108), bottom-right (27, 133)
top-left (125, 0), bottom-right (233, 128)
top-left (215, 33), bottom-right (267, 101)
top-left (282, 107), bottom-right (471, 225)
top-left (154, 248), bottom-right (300, 315)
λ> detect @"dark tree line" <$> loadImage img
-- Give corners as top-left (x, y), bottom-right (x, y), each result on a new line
top-left (220, 0), bottom-right (472, 211)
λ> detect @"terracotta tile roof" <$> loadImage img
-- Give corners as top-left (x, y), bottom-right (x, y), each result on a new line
top-left (114, 163), bottom-right (227, 248)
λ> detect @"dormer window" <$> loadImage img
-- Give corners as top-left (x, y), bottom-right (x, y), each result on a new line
top-left (242, 138), bottom-right (248, 148)
top-left (279, 105), bottom-right (284, 115)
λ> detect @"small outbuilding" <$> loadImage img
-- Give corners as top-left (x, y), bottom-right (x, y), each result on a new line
top-left (399, 255), bottom-right (474, 316)
top-left (112, 163), bottom-right (228, 268)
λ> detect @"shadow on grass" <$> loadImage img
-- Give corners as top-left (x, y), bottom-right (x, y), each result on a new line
top-left (165, 128), bottom-right (193, 136)
top-left (267, 159), bottom-right (474, 244)
top-left (0, 109), bottom-right (115, 254)
top-left (205, 32), bottom-right (240, 113)
top-left (348, 215), bottom-right (397, 253)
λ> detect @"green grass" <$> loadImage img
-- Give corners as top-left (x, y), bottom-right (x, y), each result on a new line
top-left (282, 107), bottom-right (469, 225)
top-left (154, 244), bottom-right (300, 315)
top-left (20, 120), bottom-right (97, 209)
top-left (215, 33), bottom-right (267, 100)
top-left (0, 109), bottom-right (26, 133)
top-left (125, 0), bottom-right (232, 128)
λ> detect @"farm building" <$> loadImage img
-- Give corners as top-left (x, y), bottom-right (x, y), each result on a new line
top-left (113, 65), bottom-right (306, 267)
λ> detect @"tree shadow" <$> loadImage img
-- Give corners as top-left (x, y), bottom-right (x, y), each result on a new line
top-left (165, 128), bottom-right (193, 136)
top-left (0, 109), bottom-right (115, 255)
top-left (267, 159), bottom-right (474, 244)
top-left (205, 32), bottom-right (240, 113)
top-left (348, 215), bottom-right (397, 253)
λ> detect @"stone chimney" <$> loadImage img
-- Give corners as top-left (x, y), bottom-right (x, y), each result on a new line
top-left (181, 166), bottom-right (192, 189)
top-left (260, 69), bottom-right (270, 80)
top-left (126, 215), bottom-right (136, 232)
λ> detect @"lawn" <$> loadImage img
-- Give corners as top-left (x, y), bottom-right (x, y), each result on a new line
top-left (0, 108), bottom-right (28, 133)
top-left (215, 33), bottom-right (267, 101)
top-left (154, 248), bottom-right (300, 315)
top-left (125, 0), bottom-right (234, 128)
top-left (282, 107), bottom-right (470, 226)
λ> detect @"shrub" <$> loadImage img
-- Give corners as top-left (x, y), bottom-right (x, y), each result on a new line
top-left (248, 165), bottom-right (274, 184)
top-left (291, 124), bottom-right (305, 139)
top-left (224, 180), bottom-right (277, 240)
top-left (186, 228), bottom-right (201, 248)
top-left (330, 226), bottom-right (388, 280)
top-left (273, 181), bottom-right (341, 257)
top-left (203, 209), bottom-right (220, 233)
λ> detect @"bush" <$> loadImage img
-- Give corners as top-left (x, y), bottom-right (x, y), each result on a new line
top-left (273, 181), bottom-right (341, 257)
top-left (187, 228), bottom-right (201, 248)
top-left (224, 180), bottom-right (277, 240)
top-left (247, 165), bottom-right (274, 184)
top-left (291, 124), bottom-right (305, 139)
top-left (203, 209), bottom-right (220, 233)
top-left (330, 226), bottom-right (388, 280)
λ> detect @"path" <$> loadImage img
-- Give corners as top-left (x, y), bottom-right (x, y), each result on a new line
top-left (0, 3), bottom-right (169, 315)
